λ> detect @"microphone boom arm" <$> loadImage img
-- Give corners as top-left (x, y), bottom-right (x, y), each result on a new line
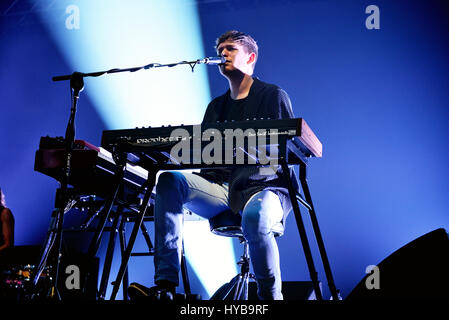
top-left (52, 56), bottom-right (225, 82)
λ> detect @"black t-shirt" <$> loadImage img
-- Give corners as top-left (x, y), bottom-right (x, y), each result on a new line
top-left (227, 97), bottom-right (248, 120)
top-left (195, 78), bottom-right (300, 219)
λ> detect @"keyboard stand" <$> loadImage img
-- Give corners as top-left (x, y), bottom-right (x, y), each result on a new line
top-left (280, 138), bottom-right (340, 300)
top-left (109, 168), bottom-right (157, 300)
top-left (103, 135), bottom-right (340, 301)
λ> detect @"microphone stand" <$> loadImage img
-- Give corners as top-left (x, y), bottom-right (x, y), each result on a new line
top-left (34, 57), bottom-right (221, 300)
top-left (33, 72), bottom-right (84, 299)
top-left (51, 57), bottom-right (225, 82)
top-left (55, 73), bottom-right (84, 296)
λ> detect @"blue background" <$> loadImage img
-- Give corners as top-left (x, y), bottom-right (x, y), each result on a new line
top-left (1, 0), bottom-right (448, 299)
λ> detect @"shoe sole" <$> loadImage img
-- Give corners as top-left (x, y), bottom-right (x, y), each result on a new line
top-left (128, 284), bottom-right (149, 297)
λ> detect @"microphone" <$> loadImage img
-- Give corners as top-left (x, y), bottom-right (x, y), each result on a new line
top-left (196, 56), bottom-right (226, 65)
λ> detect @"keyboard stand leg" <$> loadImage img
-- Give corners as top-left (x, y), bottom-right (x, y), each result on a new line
top-left (85, 176), bottom-right (123, 261)
top-left (126, 208), bottom-right (191, 296)
top-left (97, 206), bottom-right (123, 300)
top-left (118, 216), bottom-right (129, 300)
top-left (298, 163), bottom-right (340, 300)
top-left (81, 163), bottom-right (125, 296)
top-left (109, 170), bottom-right (157, 300)
top-left (280, 160), bottom-right (323, 300)
top-left (139, 221), bottom-right (154, 253)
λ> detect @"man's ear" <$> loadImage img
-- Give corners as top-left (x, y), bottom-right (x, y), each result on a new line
top-left (247, 52), bottom-right (256, 65)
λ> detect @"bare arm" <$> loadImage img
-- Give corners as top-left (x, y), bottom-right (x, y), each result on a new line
top-left (0, 208), bottom-right (14, 251)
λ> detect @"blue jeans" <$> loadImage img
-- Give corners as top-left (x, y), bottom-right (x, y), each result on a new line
top-left (154, 171), bottom-right (284, 300)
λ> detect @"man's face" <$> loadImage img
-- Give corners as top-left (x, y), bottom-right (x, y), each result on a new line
top-left (216, 40), bottom-right (254, 76)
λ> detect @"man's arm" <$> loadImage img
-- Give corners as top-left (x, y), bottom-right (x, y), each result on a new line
top-left (0, 208), bottom-right (14, 251)
top-left (263, 87), bottom-right (295, 120)
top-left (277, 88), bottom-right (295, 119)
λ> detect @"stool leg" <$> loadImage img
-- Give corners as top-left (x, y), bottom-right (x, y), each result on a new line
top-left (242, 272), bottom-right (250, 300)
top-left (232, 275), bottom-right (244, 300)
top-left (209, 239), bottom-right (252, 300)
top-left (233, 241), bottom-right (250, 300)
top-left (241, 242), bottom-right (250, 300)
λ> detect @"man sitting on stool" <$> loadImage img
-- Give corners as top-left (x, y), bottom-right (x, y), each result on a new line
top-left (129, 30), bottom-right (299, 300)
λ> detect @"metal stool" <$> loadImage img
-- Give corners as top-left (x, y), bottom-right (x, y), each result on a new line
top-left (208, 209), bottom-right (252, 300)
top-left (208, 208), bottom-right (285, 300)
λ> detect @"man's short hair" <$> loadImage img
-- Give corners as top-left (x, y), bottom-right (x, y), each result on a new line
top-left (215, 30), bottom-right (258, 63)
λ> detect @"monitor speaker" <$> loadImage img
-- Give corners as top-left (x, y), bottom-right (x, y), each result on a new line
top-left (346, 228), bottom-right (449, 300)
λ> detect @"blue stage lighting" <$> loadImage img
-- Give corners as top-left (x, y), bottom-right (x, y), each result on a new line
top-left (34, 0), bottom-right (237, 299)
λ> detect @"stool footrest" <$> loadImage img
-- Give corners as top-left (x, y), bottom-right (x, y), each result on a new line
top-left (131, 250), bottom-right (155, 256)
